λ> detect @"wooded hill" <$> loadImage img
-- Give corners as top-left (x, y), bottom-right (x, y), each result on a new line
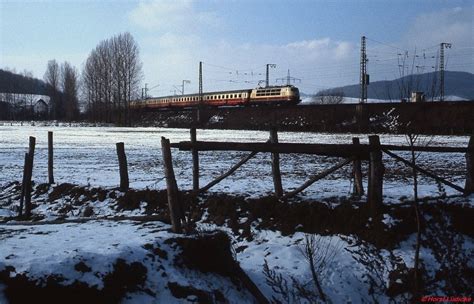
top-left (321, 71), bottom-right (474, 100)
top-left (0, 69), bottom-right (49, 95)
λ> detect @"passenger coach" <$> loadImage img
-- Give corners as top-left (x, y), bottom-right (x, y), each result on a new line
top-left (130, 85), bottom-right (300, 110)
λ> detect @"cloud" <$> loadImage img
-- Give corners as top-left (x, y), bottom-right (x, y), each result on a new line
top-left (128, 1), bottom-right (359, 92)
top-left (402, 7), bottom-right (473, 48)
top-left (139, 35), bottom-right (358, 94)
top-left (285, 38), bottom-right (330, 50)
top-left (129, 0), bottom-right (220, 32)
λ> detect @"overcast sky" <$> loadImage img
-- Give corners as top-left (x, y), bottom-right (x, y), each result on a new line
top-left (1, 0), bottom-right (472, 95)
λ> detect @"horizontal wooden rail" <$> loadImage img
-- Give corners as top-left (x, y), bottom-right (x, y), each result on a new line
top-left (170, 141), bottom-right (370, 159)
top-left (170, 141), bottom-right (470, 158)
top-left (381, 145), bottom-right (469, 153)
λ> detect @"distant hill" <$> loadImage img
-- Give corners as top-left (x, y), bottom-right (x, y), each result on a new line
top-left (0, 69), bottom-right (49, 95)
top-left (318, 71), bottom-right (474, 101)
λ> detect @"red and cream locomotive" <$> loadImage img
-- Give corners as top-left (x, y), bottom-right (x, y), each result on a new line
top-left (130, 85), bottom-right (300, 109)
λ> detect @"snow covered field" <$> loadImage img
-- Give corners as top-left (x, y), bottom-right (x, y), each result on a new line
top-left (0, 122), bottom-right (470, 201)
top-left (1, 122), bottom-right (473, 303)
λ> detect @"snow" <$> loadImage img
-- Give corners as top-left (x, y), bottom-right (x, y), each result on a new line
top-left (0, 220), bottom-right (256, 303)
top-left (0, 123), bottom-right (470, 202)
top-left (301, 96), bottom-right (471, 104)
top-left (382, 214), bottom-right (400, 228)
top-left (1, 122), bottom-right (473, 302)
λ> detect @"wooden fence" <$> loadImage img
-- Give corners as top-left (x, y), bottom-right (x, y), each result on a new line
top-left (163, 128), bottom-right (474, 232)
top-left (14, 130), bottom-right (474, 233)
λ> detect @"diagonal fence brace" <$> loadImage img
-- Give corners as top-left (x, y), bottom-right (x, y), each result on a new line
top-left (281, 157), bottom-right (354, 200)
top-left (382, 148), bottom-right (465, 194)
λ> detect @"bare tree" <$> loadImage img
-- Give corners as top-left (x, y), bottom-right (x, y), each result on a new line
top-left (404, 130), bottom-right (435, 299)
top-left (61, 62), bottom-right (79, 121)
top-left (263, 234), bottom-right (340, 303)
top-left (82, 32), bottom-right (142, 124)
top-left (44, 59), bottom-right (61, 119)
top-left (312, 89), bottom-right (345, 104)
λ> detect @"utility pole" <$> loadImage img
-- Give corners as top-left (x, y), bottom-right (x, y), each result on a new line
top-left (198, 61), bottom-right (203, 123)
top-left (266, 64), bottom-right (276, 87)
top-left (182, 80), bottom-right (191, 95)
top-left (144, 83), bottom-right (148, 99)
top-left (359, 36), bottom-right (369, 103)
top-left (276, 69), bottom-right (301, 85)
top-left (174, 80), bottom-right (190, 95)
top-left (439, 42), bottom-right (452, 102)
top-left (199, 62), bottom-right (203, 102)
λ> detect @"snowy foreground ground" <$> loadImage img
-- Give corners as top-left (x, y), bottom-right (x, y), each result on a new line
top-left (0, 122), bottom-right (471, 199)
top-left (0, 122), bottom-right (473, 303)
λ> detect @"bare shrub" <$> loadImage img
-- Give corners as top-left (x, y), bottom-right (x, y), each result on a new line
top-left (312, 89), bottom-right (345, 104)
top-left (263, 234), bottom-right (341, 303)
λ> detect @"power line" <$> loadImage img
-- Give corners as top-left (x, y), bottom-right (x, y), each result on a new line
top-left (365, 37), bottom-right (407, 52)
top-left (276, 69), bottom-right (301, 85)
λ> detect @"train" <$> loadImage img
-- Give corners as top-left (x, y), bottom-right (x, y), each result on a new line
top-left (130, 85), bottom-right (300, 110)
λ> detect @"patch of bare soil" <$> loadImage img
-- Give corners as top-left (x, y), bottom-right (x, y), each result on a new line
top-left (167, 231), bottom-right (238, 278)
top-left (116, 189), bottom-right (169, 215)
top-left (46, 183), bottom-right (108, 203)
top-left (202, 194), bottom-right (473, 250)
top-left (0, 259), bottom-right (148, 304)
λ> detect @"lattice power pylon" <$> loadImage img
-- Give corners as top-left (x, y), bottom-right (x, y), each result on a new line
top-left (439, 42), bottom-right (452, 102)
top-left (359, 36), bottom-right (368, 103)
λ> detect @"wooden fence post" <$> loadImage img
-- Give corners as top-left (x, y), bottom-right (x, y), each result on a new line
top-left (48, 131), bottom-right (54, 184)
top-left (368, 135), bottom-right (383, 215)
top-left (18, 153), bottom-right (29, 217)
top-left (352, 137), bottom-right (364, 197)
top-left (116, 142), bottom-right (129, 191)
top-left (191, 128), bottom-right (199, 192)
top-left (270, 129), bottom-right (283, 197)
top-left (161, 137), bottom-right (183, 233)
top-left (465, 135), bottom-right (474, 194)
top-left (24, 136), bottom-right (36, 218)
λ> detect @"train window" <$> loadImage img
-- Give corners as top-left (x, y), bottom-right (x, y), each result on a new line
top-left (239, 94), bottom-right (241, 98)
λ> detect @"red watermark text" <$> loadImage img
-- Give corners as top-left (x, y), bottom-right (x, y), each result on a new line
top-left (421, 296), bottom-right (472, 302)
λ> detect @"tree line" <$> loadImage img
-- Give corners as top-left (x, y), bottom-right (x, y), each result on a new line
top-left (81, 32), bottom-right (143, 125)
top-left (43, 60), bottom-right (80, 120)
top-left (1, 32), bottom-right (143, 123)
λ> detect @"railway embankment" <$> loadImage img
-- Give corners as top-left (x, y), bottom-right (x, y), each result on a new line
top-left (134, 101), bottom-right (474, 135)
